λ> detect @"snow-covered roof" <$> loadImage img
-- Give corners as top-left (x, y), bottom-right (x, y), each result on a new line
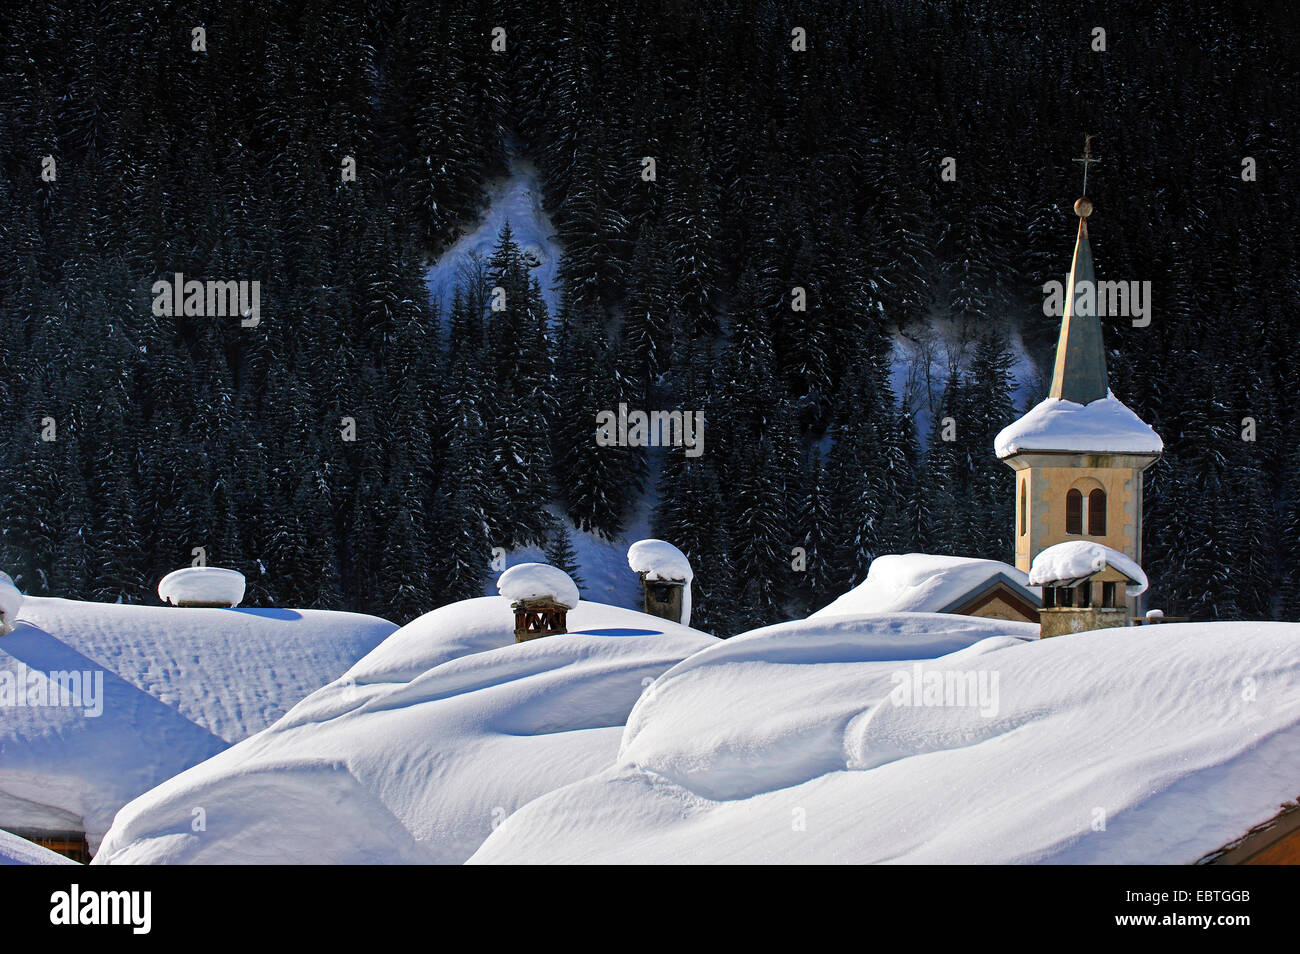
top-left (0, 596), bottom-right (395, 850)
top-left (995, 391), bottom-right (1163, 458)
top-left (1029, 541), bottom-right (1148, 595)
top-left (1, 827), bottom-right (78, 866)
top-left (811, 554), bottom-right (1038, 618)
top-left (627, 539), bottom-right (693, 582)
top-left (468, 617), bottom-right (1300, 864)
top-left (497, 562), bottom-right (580, 609)
top-left (93, 597), bottom-right (717, 864)
top-left (157, 567), bottom-right (246, 607)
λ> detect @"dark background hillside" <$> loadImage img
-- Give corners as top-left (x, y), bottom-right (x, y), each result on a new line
top-left (1, 0), bottom-right (1296, 632)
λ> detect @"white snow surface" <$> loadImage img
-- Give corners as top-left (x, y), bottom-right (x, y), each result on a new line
top-left (0, 596), bottom-right (395, 850)
top-left (627, 539), bottom-right (694, 627)
top-left (813, 553), bottom-right (1035, 618)
top-left (470, 618), bottom-right (1300, 864)
top-left (497, 563), bottom-right (580, 609)
top-left (0, 572), bottom-right (21, 633)
top-left (0, 827), bottom-right (79, 866)
top-left (1029, 541), bottom-right (1149, 595)
top-left (92, 597), bottom-right (717, 865)
top-left (995, 391), bottom-right (1163, 458)
top-left (157, 567), bottom-right (246, 607)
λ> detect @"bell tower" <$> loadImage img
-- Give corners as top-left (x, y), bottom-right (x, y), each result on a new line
top-left (995, 138), bottom-right (1163, 614)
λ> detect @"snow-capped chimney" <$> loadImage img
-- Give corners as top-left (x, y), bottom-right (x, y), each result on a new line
top-left (157, 567), bottom-right (246, 608)
top-left (627, 540), bottom-right (693, 627)
top-left (497, 563), bottom-right (579, 642)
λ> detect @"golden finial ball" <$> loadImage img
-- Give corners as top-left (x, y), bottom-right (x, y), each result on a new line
top-left (1074, 197), bottom-right (1094, 217)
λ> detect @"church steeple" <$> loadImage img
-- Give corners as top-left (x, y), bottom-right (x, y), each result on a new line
top-left (1049, 137), bottom-right (1109, 405)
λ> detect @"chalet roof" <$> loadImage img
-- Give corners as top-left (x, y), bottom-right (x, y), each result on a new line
top-left (936, 571), bottom-right (1042, 615)
top-left (812, 554), bottom-right (1040, 618)
top-left (0, 596), bottom-right (396, 850)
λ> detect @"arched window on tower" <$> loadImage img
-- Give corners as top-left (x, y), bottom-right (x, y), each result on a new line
top-left (1019, 480), bottom-right (1027, 536)
top-left (1088, 488), bottom-right (1107, 536)
top-left (1066, 489), bottom-right (1083, 535)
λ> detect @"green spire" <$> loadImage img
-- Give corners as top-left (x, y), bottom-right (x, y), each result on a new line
top-left (1049, 140), bottom-right (1109, 404)
top-left (1049, 204), bottom-right (1109, 404)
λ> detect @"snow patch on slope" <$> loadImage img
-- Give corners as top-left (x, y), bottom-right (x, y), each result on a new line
top-left (892, 321), bottom-right (1040, 446)
top-left (424, 150), bottom-right (562, 318)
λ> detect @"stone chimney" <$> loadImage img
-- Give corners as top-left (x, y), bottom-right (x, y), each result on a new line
top-left (627, 540), bottom-right (693, 627)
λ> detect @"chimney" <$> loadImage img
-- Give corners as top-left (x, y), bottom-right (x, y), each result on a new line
top-left (627, 539), bottom-right (694, 627)
top-left (158, 567), bottom-right (246, 608)
top-left (496, 563), bottom-right (579, 642)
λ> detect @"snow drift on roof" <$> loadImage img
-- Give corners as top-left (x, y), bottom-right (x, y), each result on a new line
top-left (812, 553), bottom-right (1035, 618)
top-left (497, 563), bottom-right (579, 609)
top-left (469, 618), bottom-right (1300, 864)
top-left (92, 597), bottom-right (717, 865)
top-left (0, 828), bottom-right (79, 866)
top-left (995, 391), bottom-right (1163, 458)
top-left (1029, 541), bottom-right (1149, 595)
top-left (0, 596), bottom-right (395, 849)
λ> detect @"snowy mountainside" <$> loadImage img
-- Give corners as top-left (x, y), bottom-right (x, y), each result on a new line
top-left (423, 157), bottom-right (1045, 617)
top-left (425, 149), bottom-right (563, 317)
top-left (423, 153), bottom-right (659, 611)
top-left (892, 319), bottom-right (1042, 444)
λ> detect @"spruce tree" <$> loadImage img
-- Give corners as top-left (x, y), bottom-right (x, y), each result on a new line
top-left (544, 525), bottom-right (584, 591)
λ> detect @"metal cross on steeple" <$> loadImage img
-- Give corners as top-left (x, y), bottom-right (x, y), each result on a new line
top-left (1073, 134), bottom-right (1099, 195)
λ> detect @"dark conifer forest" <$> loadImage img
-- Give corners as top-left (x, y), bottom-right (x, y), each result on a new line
top-left (1, 0), bottom-right (1296, 633)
